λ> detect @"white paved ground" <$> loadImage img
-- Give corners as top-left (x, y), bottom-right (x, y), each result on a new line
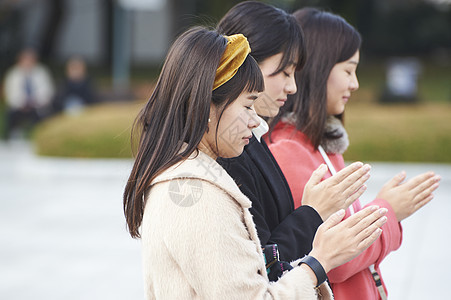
top-left (360, 161), bottom-right (451, 300)
top-left (0, 141), bottom-right (450, 299)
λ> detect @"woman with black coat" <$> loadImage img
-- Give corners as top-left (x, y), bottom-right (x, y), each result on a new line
top-left (216, 1), bottom-right (371, 267)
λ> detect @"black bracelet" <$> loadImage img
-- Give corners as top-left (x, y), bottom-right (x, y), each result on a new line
top-left (298, 256), bottom-right (328, 287)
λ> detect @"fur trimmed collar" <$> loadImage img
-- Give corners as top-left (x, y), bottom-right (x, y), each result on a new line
top-left (282, 113), bottom-right (349, 154)
top-left (321, 116), bottom-right (349, 154)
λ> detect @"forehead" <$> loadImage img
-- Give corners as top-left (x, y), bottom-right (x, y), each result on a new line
top-left (261, 53), bottom-right (284, 66)
top-left (260, 52), bottom-right (297, 71)
top-left (334, 51), bottom-right (360, 70)
top-left (345, 50), bottom-right (360, 64)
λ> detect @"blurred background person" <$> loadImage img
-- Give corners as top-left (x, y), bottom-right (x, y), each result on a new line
top-left (54, 55), bottom-right (96, 115)
top-left (2, 48), bottom-right (55, 140)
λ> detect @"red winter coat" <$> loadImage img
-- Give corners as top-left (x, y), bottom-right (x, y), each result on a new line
top-left (267, 121), bottom-right (403, 300)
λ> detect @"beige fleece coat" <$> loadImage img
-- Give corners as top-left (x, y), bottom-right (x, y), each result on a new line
top-left (141, 149), bottom-right (333, 299)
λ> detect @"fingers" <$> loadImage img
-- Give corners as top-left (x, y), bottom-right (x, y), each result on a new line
top-left (404, 171), bottom-right (436, 190)
top-left (357, 227), bottom-right (383, 252)
top-left (416, 180), bottom-right (440, 201)
top-left (410, 174), bottom-right (441, 197)
top-left (409, 179), bottom-right (440, 212)
top-left (383, 171), bottom-right (406, 189)
top-left (320, 209), bottom-right (346, 231)
top-left (340, 205), bottom-right (381, 228)
top-left (343, 184), bottom-right (367, 208)
top-left (332, 206), bottom-right (387, 255)
top-left (354, 212), bottom-right (387, 242)
top-left (330, 162), bottom-right (364, 184)
top-left (306, 164), bottom-right (329, 187)
top-left (342, 165), bottom-right (371, 197)
top-left (414, 194), bottom-right (434, 211)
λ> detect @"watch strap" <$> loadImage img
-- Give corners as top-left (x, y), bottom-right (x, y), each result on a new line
top-left (298, 255), bottom-right (328, 287)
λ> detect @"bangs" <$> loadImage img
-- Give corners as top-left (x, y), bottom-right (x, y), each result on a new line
top-left (337, 28), bottom-right (361, 63)
top-left (272, 18), bottom-right (306, 75)
top-left (240, 54), bottom-right (265, 93)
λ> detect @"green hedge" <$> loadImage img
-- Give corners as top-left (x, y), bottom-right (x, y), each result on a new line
top-left (33, 101), bottom-right (143, 158)
top-left (32, 100), bottom-right (451, 163)
top-left (344, 102), bottom-right (451, 163)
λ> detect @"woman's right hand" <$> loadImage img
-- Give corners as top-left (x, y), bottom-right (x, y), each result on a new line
top-left (302, 162), bottom-right (371, 220)
top-left (308, 205), bottom-right (387, 273)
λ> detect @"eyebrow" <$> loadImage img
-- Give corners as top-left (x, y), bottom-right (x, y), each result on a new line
top-left (248, 94), bottom-right (259, 101)
top-left (348, 60), bottom-right (359, 65)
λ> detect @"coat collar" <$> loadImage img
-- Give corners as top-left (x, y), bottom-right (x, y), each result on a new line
top-left (252, 116), bottom-right (269, 142)
top-left (151, 149), bottom-right (252, 209)
top-left (281, 114), bottom-right (349, 154)
top-left (320, 115), bottom-right (349, 154)
top-left (245, 135), bottom-right (295, 211)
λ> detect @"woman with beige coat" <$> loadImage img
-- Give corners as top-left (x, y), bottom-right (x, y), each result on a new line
top-left (123, 27), bottom-right (388, 299)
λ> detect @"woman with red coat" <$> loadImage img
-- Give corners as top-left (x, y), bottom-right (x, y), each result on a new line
top-left (267, 7), bottom-right (441, 300)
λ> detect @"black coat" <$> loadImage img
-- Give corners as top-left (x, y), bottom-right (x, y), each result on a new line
top-left (217, 135), bottom-right (323, 262)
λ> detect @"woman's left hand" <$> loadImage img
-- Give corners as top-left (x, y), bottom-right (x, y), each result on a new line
top-left (377, 171), bottom-right (441, 222)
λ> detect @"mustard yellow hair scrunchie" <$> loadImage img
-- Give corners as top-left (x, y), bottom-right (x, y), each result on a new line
top-left (213, 34), bottom-right (251, 90)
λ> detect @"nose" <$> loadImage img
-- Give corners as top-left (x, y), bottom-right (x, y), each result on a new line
top-left (285, 75), bottom-right (297, 95)
top-left (350, 73), bottom-right (359, 91)
top-left (248, 108), bottom-right (260, 129)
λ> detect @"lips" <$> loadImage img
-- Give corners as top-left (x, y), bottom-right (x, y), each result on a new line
top-left (243, 135), bottom-right (253, 144)
top-left (276, 98), bottom-right (287, 106)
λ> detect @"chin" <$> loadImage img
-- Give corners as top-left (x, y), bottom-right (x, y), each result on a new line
top-left (220, 147), bottom-right (244, 159)
top-left (234, 146), bottom-right (245, 157)
top-left (334, 107), bottom-right (345, 115)
top-left (268, 110), bottom-right (279, 118)
top-left (256, 106), bottom-right (279, 118)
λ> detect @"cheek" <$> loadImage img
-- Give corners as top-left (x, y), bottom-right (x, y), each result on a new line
top-left (264, 76), bottom-right (283, 97)
top-left (216, 109), bottom-right (249, 157)
top-left (235, 110), bottom-right (251, 130)
top-left (326, 80), bottom-right (333, 103)
top-left (328, 72), bottom-right (348, 94)
top-left (326, 80), bottom-right (339, 113)
top-left (218, 107), bottom-right (246, 137)
top-left (327, 75), bottom-right (337, 94)
top-left (326, 77), bottom-right (342, 103)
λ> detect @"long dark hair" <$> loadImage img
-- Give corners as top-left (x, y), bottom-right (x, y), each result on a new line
top-left (270, 8), bottom-right (361, 149)
top-left (123, 27), bottom-right (264, 238)
top-left (217, 1), bottom-right (306, 74)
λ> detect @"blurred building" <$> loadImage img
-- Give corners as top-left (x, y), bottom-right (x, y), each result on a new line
top-left (0, 0), bottom-right (173, 70)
